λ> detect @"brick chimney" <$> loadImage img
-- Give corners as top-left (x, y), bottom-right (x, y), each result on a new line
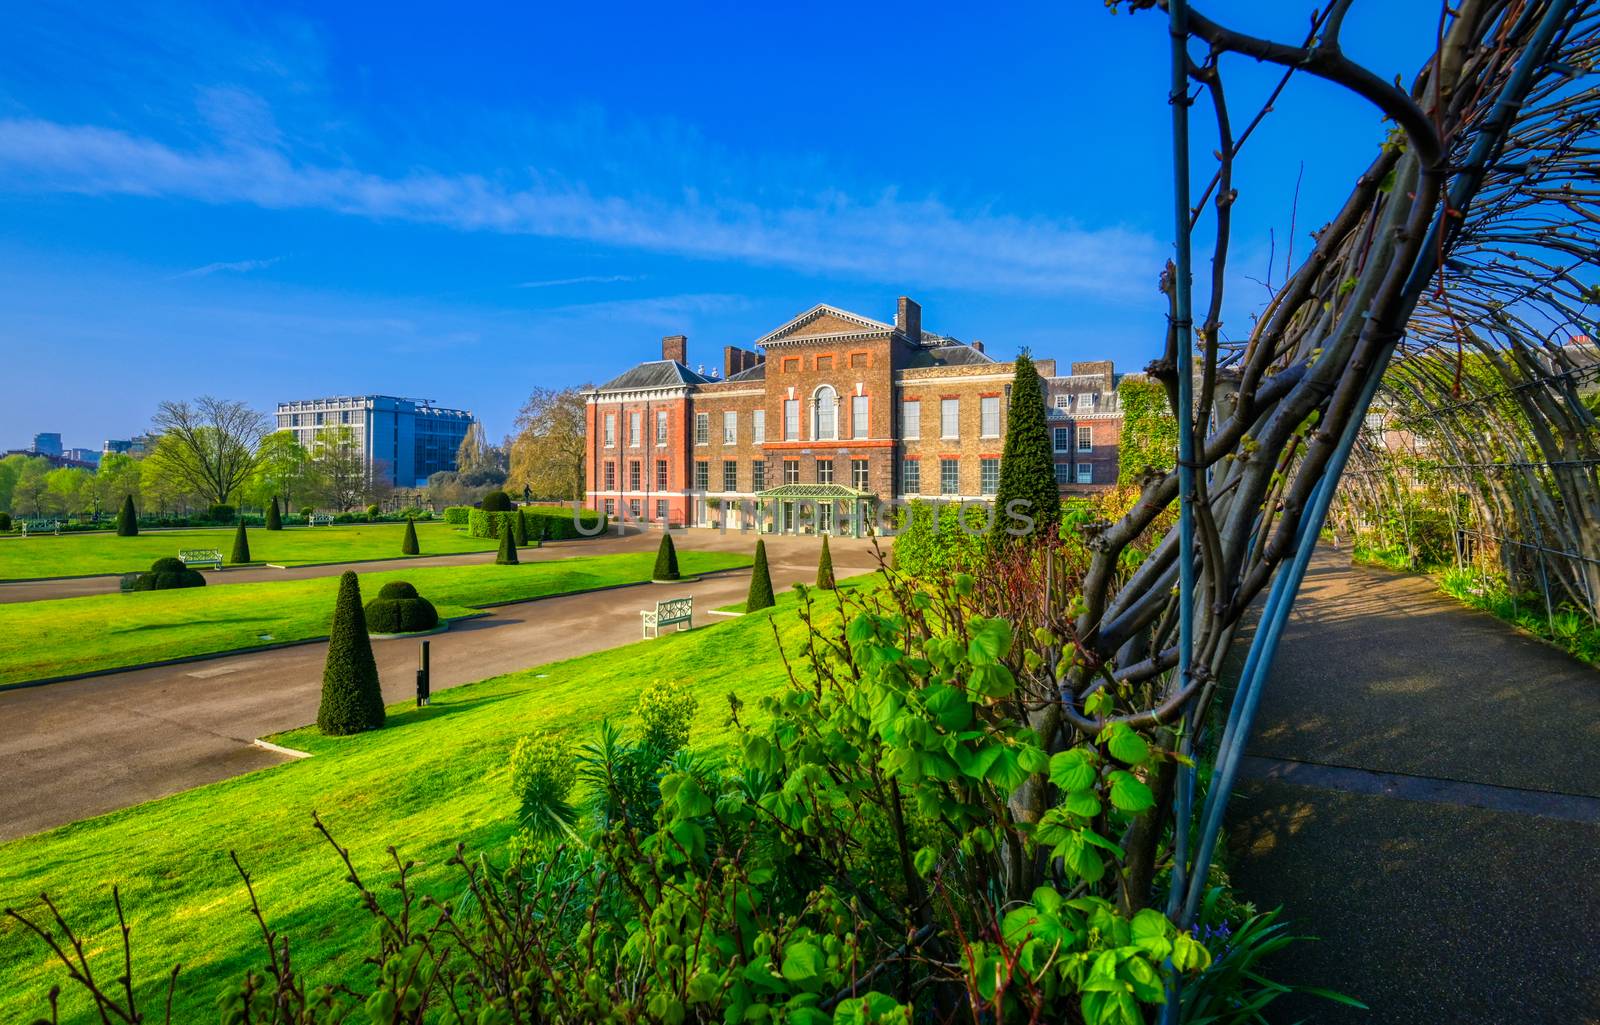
top-left (971, 339), bottom-right (985, 355)
top-left (896, 297), bottom-right (922, 344)
top-left (724, 345), bottom-right (757, 378)
top-left (662, 334), bottom-right (687, 364)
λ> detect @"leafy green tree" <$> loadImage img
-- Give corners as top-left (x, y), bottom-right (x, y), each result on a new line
top-left (992, 351), bottom-right (1060, 544)
top-left (230, 521), bottom-right (251, 564)
top-left (95, 454), bottom-right (143, 516)
top-left (1117, 377), bottom-right (1179, 485)
top-left (816, 534), bottom-right (836, 589)
top-left (249, 432), bottom-right (311, 512)
top-left (116, 494), bottom-right (138, 536)
top-left (266, 497), bottom-right (283, 531)
top-left (402, 517), bottom-right (419, 555)
top-left (495, 524), bottom-right (518, 565)
top-left (317, 572), bottom-right (385, 735)
top-left (148, 396), bottom-right (269, 507)
top-left (746, 539), bottom-right (775, 611)
top-left (0, 454), bottom-right (22, 513)
top-left (45, 467), bottom-right (92, 517)
top-left (13, 457), bottom-right (50, 515)
top-left (653, 533), bottom-right (680, 581)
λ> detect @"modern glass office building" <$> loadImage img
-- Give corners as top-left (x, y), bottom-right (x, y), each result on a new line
top-left (274, 395), bottom-right (475, 487)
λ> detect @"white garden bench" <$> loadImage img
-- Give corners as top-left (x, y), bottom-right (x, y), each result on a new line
top-left (19, 519), bottom-right (61, 537)
top-left (641, 596), bottom-right (693, 639)
top-left (309, 514), bottom-right (334, 526)
top-left (179, 549), bottom-right (224, 570)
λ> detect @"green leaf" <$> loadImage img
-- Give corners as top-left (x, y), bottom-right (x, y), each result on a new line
top-left (913, 845), bottom-right (939, 878)
top-left (967, 618), bottom-right (1012, 664)
top-left (1101, 723), bottom-right (1150, 766)
top-left (969, 663), bottom-right (1016, 698)
top-left (1108, 771), bottom-right (1154, 813)
top-left (923, 684), bottom-right (972, 730)
top-left (1063, 789), bottom-right (1102, 818)
top-left (1129, 910), bottom-right (1172, 959)
top-left (780, 940), bottom-right (825, 983)
top-left (1049, 748), bottom-right (1098, 791)
top-left (1017, 744), bottom-right (1050, 774)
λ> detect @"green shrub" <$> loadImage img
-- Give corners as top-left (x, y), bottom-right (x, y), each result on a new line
top-left (816, 534), bottom-right (835, 589)
top-left (511, 508), bottom-right (529, 546)
top-left (265, 498), bottom-right (282, 531)
top-left (992, 351), bottom-right (1060, 544)
top-left (653, 533), bottom-right (680, 580)
top-left (316, 571), bottom-right (385, 736)
top-left (443, 505), bottom-right (472, 525)
top-left (131, 556), bottom-right (206, 591)
top-left (635, 679), bottom-right (698, 755)
top-left (0, 512), bottom-right (11, 532)
top-left (402, 518), bottom-right (419, 555)
top-left (496, 525), bottom-right (518, 565)
top-left (229, 522), bottom-right (251, 564)
top-left (520, 505), bottom-right (605, 540)
top-left (508, 731), bottom-right (576, 836)
top-left (481, 490), bottom-right (512, 512)
top-left (364, 580), bottom-right (440, 634)
top-left (300, 506), bottom-right (314, 519)
top-left (892, 499), bottom-right (988, 576)
top-left (207, 504), bottom-right (237, 524)
top-left (366, 503), bottom-right (381, 522)
top-left (746, 539), bottom-right (775, 611)
top-left (116, 495), bottom-right (138, 537)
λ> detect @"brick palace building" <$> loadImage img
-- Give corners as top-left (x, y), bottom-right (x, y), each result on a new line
top-left (582, 297), bottom-right (1125, 534)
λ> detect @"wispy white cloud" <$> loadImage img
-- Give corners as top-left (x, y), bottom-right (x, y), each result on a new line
top-left (516, 274), bottom-right (638, 288)
top-left (0, 117), bottom-right (1161, 299)
top-left (170, 256), bottom-right (280, 279)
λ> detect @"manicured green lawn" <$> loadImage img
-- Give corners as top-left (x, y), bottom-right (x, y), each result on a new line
top-left (0, 521), bottom-right (501, 580)
top-left (0, 583), bottom-right (859, 1024)
top-left (0, 550), bottom-right (750, 685)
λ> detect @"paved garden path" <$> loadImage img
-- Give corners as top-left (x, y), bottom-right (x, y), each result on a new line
top-left (1226, 547), bottom-right (1600, 1023)
top-left (0, 531), bottom-right (885, 841)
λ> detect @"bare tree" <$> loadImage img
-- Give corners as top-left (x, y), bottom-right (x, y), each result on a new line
top-left (508, 385), bottom-right (589, 500)
top-left (147, 397), bottom-right (270, 507)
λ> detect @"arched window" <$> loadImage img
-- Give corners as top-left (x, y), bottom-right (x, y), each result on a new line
top-left (813, 385), bottom-right (838, 440)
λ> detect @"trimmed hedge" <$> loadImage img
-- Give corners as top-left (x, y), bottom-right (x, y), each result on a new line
top-left (317, 571), bottom-right (385, 735)
top-left (522, 505), bottom-right (607, 541)
top-left (364, 580), bottom-right (440, 634)
top-left (130, 556), bottom-right (206, 591)
top-left (207, 504), bottom-right (237, 524)
top-left (443, 506), bottom-right (472, 525)
top-left (481, 490), bottom-right (512, 512)
top-left (0, 513), bottom-right (11, 532)
top-left (116, 495), bottom-right (138, 537)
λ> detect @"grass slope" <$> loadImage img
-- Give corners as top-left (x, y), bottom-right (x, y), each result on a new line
top-left (0, 584), bottom-right (855, 1023)
top-left (0, 550), bottom-right (749, 685)
top-left (0, 522), bottom-right (501, 580)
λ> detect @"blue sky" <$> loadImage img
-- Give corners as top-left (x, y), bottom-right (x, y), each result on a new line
top-left (0, 1), bottom-right (1440, 448)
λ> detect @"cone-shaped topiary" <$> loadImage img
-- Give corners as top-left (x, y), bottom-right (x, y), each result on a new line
top-left (654, 533), bottom-right (680, 581)
top-left (402, 517), bottom-right (419, 555)
top-left (816, 534), bottom-right (836, 590)
top-left (991, 351), bottom-right (1061, 546)
top-left (496, 523), bottom-right (519, 565)
top-left (266, 497), bottom-right (283, 531)
top-left (317, 571), bottom-right (386, 735)
top-left (230, 521), bottom-right (251, 564)
top-left (510, 509), bottom-right (528, 546)
top-left (116, 494), bottom-right (138, 537)
top-left (746, 539), bottom-right (775, 611)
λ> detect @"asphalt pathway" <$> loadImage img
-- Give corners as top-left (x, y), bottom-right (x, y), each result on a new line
top-left (0, 531), bottom-right (884, 840)
top-left (1225, 548), bottom-right (1600, 1023)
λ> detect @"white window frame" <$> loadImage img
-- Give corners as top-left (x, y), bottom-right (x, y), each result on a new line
top-left (723, 410), bottom-right (737, 445)
top-left (902, 459), bottom-right (921, 494)
top-left (604, 413), bottom-right (616, 448)
top-left (784, 459), bottom-right (800, 485)
top-left (980, 396), bottom-right (1001, 438)
top-left (1054, 394), bottom-right (1071, 412)
top-left (939, 458), bottom-right (960, 495)
top-left (629, 412), bottom-right (641, 448)
top-left (723, 459), bottom-right (738, 492)
top-left (1053, 462), bottom-right (1071, 485)
top-left (1082, 393), bottom-right (1098, 412)
top-left (752, 409), bottom-right (765, 444)
top-left (695, 412), bottom-right (710, 446)
top-left (902, 400), bottom-right (921, 440)
top-left (694, 460), bottom-right (709, 490)
top-left (752, 460), bottom-right (766, 491)
top-left (1077, 425), bottom-right (1093, 453)
top-left (1077, 462), bottom-right (1093, 484)
top-left (784, 400), bottom-right (800, 441)
top-left (655, 410), bottom-right (669, 446)
top-left (813, 385), bottom-right (839, 441)
top-left (817, 459), bottom-right (834, 485)
top-left (980, 458), bottom-right (1000, 495)
top-left (1053, 427), bottom-right (1071, 453)
top-left (940, 398), bottom-right (960, 439)
top-left (852, 458), bottom-right (869, 490)
top-left (852, 394), bottom-right (869, 440)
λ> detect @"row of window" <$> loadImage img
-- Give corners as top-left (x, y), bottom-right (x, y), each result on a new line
top-left (1053, 425), bottom-right (1095, 453)
top-left (599, 393), bottom-right (1016, 448)
top-left (1052, 392), bottom-right (1102, 413)
top-left (599, 455), bottom-right (1097, 496)
top-left (283, 410), bottom-right (355, 428)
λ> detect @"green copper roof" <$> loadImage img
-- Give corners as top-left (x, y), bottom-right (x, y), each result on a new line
top-left (754, 483), bottom-right (872, 500)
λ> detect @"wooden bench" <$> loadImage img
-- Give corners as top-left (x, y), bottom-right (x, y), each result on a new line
top-left (309, 514), bottom-right (335, 527)
top-left (641, 596), bottom-right (693, 638)
top-left (19, 519), bottom-right (61, 537)
top-left (179, 549), bottom-right (223, 570)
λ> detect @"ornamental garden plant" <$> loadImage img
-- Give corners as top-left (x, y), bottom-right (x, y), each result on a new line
top-left (815, 533), bottom-right (835, 589)
top-left (653, 532), bottom-right (680, 581)
top-left (746, 538), bottom-right (775, 611)
top-left (116, 494), bottom-right (138, 537)
top-left (362, 580), bottom-right (439, 634)
top-left (495, 525), bottom-right (518, 565)
top-left (229, 521), bottom-right (251, 565)
top-left (316, 571), bottom-right (385, 736)
top-left (265, 497), bottom-right (283, 530)
top-left (129, 556), bottom-right (206, 591)
top-left (401, 517), bottom-right (419, 555)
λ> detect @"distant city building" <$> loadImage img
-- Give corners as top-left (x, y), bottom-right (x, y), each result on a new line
top-left (64, 447), bottom-right (101, 467)
top-left (274, 395), bottom-right (476, 487)
top-left (102, 435), bottom-right (155, 456)
top-left (30, 432), bottom-right (62, 457)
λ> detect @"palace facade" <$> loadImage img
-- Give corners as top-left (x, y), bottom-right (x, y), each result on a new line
top-left (582, 297), bottom-right (1124, 533)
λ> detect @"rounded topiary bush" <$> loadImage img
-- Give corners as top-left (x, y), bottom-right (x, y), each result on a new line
top-left (364, 579), bottom-right (440, 634)
top-left (132, 556), bottom-right (207, 591)
top-left (481, 490), bottom-right (512, 512)
top-left (366, 503), bottom-right (381, 522)
top-left (300, 506), bottom-right (314, 519)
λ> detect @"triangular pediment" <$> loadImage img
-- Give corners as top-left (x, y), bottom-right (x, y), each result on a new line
top-left (754, 304), bottom-right (896, 349)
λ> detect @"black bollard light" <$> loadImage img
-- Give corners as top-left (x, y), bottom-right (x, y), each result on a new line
top-left (416, 639), bottom-right (431, 707)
